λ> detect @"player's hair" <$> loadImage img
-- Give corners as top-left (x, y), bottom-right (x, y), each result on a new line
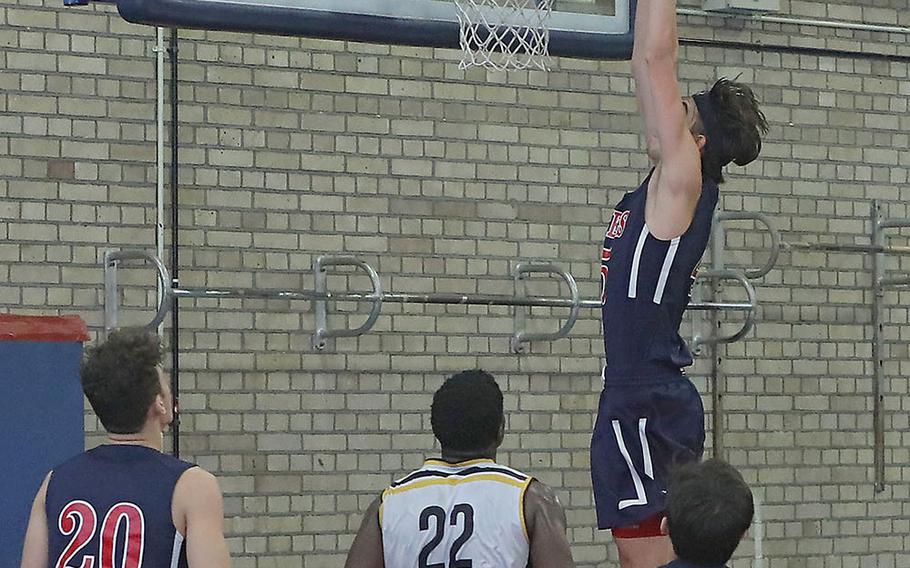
top-left (431, 369), bottom-right (503, 452)
top-left (694, 77), bottom-right (769, 184)
top-left (666, 459), bottom-right (754, 566)
top-left (81, 328), bottom-right (163, 434)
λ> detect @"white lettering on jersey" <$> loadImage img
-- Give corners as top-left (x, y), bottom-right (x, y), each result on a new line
top-left (605, 210), bottom-right (630, 240)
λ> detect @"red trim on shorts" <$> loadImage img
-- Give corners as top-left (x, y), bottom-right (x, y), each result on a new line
top-left (612, 512), bottom-right (666, 539)
top-left (0, 314), bottom-right (90, 342)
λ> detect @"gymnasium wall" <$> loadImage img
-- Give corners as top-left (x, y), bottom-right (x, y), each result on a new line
top-left (1, 0), bottom-right (909, 565)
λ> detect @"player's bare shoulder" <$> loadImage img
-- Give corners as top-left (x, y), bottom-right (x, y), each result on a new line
top-left (523, 478), bottom-right (573, 568)
top-left (174, 466), bottom-right (222, 505)
top-left (172, 466), bottom-right (224, 528)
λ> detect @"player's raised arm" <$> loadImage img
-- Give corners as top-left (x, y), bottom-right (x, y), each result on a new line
top-left (175, 467), bottom-right (231, 568)
top-left (631, 0), bottom-right (661, 163)
top-left (19, 473), bottom-right (51, 568)
top-left (525, 480), bottom-right (574, 568)
top-left (344, 495), bottom-right (384, 568)
top-left (634, 0), bottom-right (704, 239)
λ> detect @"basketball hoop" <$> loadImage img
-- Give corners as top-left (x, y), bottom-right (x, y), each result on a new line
top-left (454, 0), bottom-right (553, 71)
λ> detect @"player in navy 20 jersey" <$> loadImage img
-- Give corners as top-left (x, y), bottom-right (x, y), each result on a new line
top-left (592, 0), bottom-right (768, 567)
top-left (20, 329), bottom-right (230, 568)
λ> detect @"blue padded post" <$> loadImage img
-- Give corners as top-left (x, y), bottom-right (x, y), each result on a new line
top-left (0, 315), bottom-right (88, 567)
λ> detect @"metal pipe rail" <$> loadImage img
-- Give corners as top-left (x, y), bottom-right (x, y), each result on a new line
top-left (104, 250), bottom-right (759, 352)
top-left (871, 201), bottom-right (910, 493)
top-left (704, 210), bottom-right (780, 462)
top-left (782, 241), bottom-right (910, 256)
top-left (164, 286), bottom-right (754, 310)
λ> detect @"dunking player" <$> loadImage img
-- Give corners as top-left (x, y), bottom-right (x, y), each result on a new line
top-left (592, 0), bottom-right (767, 566)
top-left (344, 370), bottom-right (574, 568)
top-left (20, 329), bottom-right (230, 568)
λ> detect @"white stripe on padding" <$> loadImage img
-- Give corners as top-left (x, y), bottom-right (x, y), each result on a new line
top-left (653, 237), bottom-right (680, 304)
top-left (628, 224), bottom-right (650, 299)
top-left (170, 531), bottom-right (185, 568)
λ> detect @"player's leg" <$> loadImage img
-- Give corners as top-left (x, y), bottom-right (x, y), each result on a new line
top-left (612, 511), bottom-right (673, 568)
top-left (591, 383), bottom-right (669, 566)
top-left (616, 535), bottom-right (674, 568)
top-left (592, 378), bottom-right (704, 568)
top-left (613, 378), bottom-right (706, 568)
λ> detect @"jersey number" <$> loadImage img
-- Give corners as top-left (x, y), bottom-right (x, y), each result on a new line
top-left (418, 504), bottom-right (474, 568)
top-left (56, 501), bottom-right (145, 568)
top-left (613, 418), bottom-right (655, 510)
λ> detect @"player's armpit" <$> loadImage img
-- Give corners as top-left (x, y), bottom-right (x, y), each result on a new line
top-left (525, 479), bottom-right (574, 568)
top-left (344, 494), bottom-right (384, 568)
top-left (20, 472), bottom-right (51, 568)
top-left (174, 467), bottom-right (231, 568)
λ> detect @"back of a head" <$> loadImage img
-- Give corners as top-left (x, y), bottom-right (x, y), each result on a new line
top-left (431, 369), bottom-right (503, 452)
top-left (81, 328), bottom-right (162, 434)
top-left (666, 459), bottom-right (754, 566)
top-left (697, 78), bottom-right (769, 184)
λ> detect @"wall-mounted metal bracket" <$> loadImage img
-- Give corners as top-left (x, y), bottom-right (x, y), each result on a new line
top-left (312, 255), bottom-right (383, 350)
top-left (511, 262), bottom-right (581, 353)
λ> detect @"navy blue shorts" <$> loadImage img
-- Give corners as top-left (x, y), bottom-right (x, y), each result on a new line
top-left (590, 373), bottom-right (705, 530)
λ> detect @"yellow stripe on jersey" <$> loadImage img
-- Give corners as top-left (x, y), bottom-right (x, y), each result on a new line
top-left (384, 473), bottom-right (526, 496)
top-left (518, 477), bottom-right (533, 541)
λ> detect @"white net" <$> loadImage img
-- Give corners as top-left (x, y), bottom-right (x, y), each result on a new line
top-left (454, 0), bottom-right (553, 71)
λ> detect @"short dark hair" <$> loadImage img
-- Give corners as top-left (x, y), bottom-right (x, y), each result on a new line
top-left (698, 78), bottom-right (769, 184)
top-left (431, 370), bottom-right (503, 452)
top-left (667, 459), bottom-right (754, 566)
top-left (81, 328), bottom-right (163, 434)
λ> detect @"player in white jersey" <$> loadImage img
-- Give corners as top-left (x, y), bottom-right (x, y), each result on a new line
top-left (344, 369), bottom-right (574, 568)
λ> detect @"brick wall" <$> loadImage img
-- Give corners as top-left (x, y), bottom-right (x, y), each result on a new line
top-left (1, 0), bottom-right (909, 566)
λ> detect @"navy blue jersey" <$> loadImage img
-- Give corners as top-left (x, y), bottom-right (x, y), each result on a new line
top-left (601, 170), bottom-right (719, 378)
top-left (45, 445), bottom-right (195, 568)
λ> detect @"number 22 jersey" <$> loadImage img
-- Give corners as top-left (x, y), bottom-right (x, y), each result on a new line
top-left (45, 444), bottom-right (195, 568)
top-left (380, 458), bottom-right (533, 568)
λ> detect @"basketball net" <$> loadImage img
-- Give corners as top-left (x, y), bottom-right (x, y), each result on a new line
top-left (454, 0), bottom-right (553, 71)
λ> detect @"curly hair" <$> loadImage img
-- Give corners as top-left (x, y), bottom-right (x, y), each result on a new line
top-left (431, 370), bottom-right (504, 452)
top-left (695, 78), bottom-right (769, 184)
top-left (80, 328), bottom-right (163, 434)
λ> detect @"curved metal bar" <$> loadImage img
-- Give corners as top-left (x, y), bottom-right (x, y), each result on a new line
top-left (311, 255), bottom-right (383, 350)
top-left (511, 262), bottom-right (581, 353)
top-left (691, 269), bottom-right (757, 348)
top-left (104, 249), bottom-right (172, 333)
top-left (715, 211), bottom-right (780, 279)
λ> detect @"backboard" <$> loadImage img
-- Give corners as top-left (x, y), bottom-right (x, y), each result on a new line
top-left (112, 0), bottom-right (634, 60)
